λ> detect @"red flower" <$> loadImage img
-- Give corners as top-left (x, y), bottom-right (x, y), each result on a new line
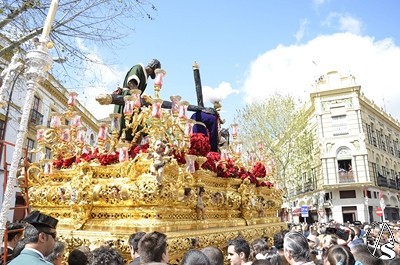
top-left (53, 159), bottom-right (63, 170)
top-left (202, 152), bottom-right (220, 172)
top-left (251, 162), bottom-right (266, 178)
top-left (64, 156), bottom-right (76, 168)
top-left (172, 149), bottom-right (186, 165)
top-left (97, 152), bottom-right (119, 166)
top-left (131, 143), bottom-right (149, 159)
top-left (188, 133), bottom-right (211, 156)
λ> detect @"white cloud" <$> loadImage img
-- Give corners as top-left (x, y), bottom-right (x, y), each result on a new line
top-left (312, 0), bottom-right (328, 6)
top-left (323, 13), bottom-right (362, 34)
top-left (73, 39), bottom-right (126, 120)
top-left (202, 82), bottom-right (239, 104)
top-left (243, 33), bottom-right (400, 120)
top-left (295, 19), bottom-right (309, 43)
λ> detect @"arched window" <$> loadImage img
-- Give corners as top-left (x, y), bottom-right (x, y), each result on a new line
top-left (90, 133), bottom-right (95, 146)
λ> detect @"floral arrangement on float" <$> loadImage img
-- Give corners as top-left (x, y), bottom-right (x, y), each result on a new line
top-left (51, 130), bottom-right (276, 188)
top-left (37, 74), bottom-right (276, 188)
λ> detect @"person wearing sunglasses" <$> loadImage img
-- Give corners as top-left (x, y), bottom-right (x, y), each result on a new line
top-left (9, 211), bottom-right (58, 265)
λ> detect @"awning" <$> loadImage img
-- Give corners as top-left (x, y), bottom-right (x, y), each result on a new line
top-left (292, 207), bottom-right (301, 216)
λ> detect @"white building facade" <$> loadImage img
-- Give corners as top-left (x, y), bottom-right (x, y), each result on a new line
top-left (288, 71), bottom-right (400, 224)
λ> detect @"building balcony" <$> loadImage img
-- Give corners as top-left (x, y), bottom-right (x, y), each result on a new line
top-left (338, 170), bottom-right (355, 183)
top-left (30, 109), bottom-right (44, 126)
top-left (304, 182), bottom-right (313, 192)
top-left (388, 179), bottom-right (397, 189)
top-left (382, 142), bottom-right (386, 151)
top-left (377, 175), bottom-right (388, 187)
top-left (372, 137), bottom-right (377, 147)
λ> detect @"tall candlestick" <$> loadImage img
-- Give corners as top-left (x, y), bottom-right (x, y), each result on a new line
top-left (71, 112), bottom-right (82, 127)
top-left (68, 92), bottom-right (78, 107)
top-left (98, 123), bottom-right (108, 141)
top-left (42, 0), bottom-right (59, 39)
top-left (36, 125), bottom-right (46, 142)
top-left (76, 126), bottom-right (87, 143)
top-left (170, 95), bottom-right (181, 117)
top-left (152, 99), bottom-right (163, 118)
top-left (178, 101), bottom-right (189, 120)
top-left (231, 123), bottom-right (238, 138)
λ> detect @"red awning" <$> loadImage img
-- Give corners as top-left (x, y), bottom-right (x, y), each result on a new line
top-left (292, 208), bottom-right (301, 216)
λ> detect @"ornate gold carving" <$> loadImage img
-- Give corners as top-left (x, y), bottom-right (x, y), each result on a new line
top-left (27, 149), bottom-right (284, 264)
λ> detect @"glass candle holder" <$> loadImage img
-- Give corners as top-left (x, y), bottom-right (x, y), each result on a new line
top-left (68, 92), bottom-right (78, 107)
top-left (178, 101), bottom-right (190, 119)
top-left (248, 152), bottom-right (255, 165)
top-left (154, 69), bottom-right (166, 88)
top-left (220, 147), bottom-right (229, 161)
top-left (185, 154), bottom-right (197, 173)
top-left (152, 99), bottom-right (163, 118)
top-left (123, 95), bottom-right (135, 115)
top-left (71, 112), bottom-right (82, 127)
top-left (170, 95), bottom-right (181, 116)
top-left (231, 123), bottom-right (238, 138)
top-left (109, 113), bottom-right (121, 132)
top-left (258, 141), bottom-right (263, 150)
top-left (76, 126), bottom-right (87, 143)
top-left (60, 126), bottom-right (71, 142)
top-left (117, 143), bottom-right (130, 162)
top-left (36, 125), bottom-right (46, 142)
top-left (43, 159), bottom-right (53, 175)
top-left (50, 112), bottom-right (62, 128)
top-left (98, 123), bottom-right (108, 141)
top-left (130, 88), bottom-right (142, 108)
top-left (266, 165), bottom-right (272, 176)
top-left (235, 141), bottom-right (243, 155)
top-left (185, 119), bottom-right (195, 137)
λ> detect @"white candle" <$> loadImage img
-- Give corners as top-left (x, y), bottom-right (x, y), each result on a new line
top-left (42, 0), bottom-right (59, 38)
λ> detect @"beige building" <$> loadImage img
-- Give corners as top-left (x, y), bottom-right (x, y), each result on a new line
top-left (287, 71), bottom-right (400, 224)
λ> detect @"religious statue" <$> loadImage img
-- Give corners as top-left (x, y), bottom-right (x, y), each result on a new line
top-left (196, 187), bottom-right (205, 220)
top-left (149, 140), bottom-right (170, 184)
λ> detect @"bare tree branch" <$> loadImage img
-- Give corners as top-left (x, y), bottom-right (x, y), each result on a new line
top-left (0, 27), bottom-right (42, 57)
top-left (0, 1), bottom-right (33, 30)
top-left (0, 0), bottom-right (157, 87)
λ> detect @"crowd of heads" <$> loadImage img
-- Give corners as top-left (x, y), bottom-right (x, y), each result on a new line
top-left (4, 211), bottom-right (400, 265)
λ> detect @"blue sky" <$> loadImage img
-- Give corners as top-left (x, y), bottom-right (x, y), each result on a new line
top-left (75, 0), bottom-right (400, 127)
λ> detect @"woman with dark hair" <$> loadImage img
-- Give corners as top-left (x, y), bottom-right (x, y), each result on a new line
top-left (181, 249), bottom-right (211, 265)
top-left (324, 245), bottom-right (355, 265)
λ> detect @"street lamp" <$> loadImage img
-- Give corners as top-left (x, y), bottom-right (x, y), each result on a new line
top-left (0, 0), bottom-right (59, 243)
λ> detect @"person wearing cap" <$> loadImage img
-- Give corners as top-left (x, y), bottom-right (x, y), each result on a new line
top-left (9, 211), bottom-right (58, 265)
top-left (0, 223), bottom-right (24, 264)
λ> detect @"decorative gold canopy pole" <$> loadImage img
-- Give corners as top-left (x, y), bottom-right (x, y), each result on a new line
top-left (0, 0), bottom-right (58, 243)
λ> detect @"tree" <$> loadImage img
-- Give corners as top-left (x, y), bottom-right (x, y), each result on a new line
top-left (0, 0), bottom-right (157, 85)
top-left (235, 93), bottom-right (314, 197)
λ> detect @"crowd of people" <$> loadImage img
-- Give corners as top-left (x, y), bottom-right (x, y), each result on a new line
top-left (3, 211), bottom-right (400, 265)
